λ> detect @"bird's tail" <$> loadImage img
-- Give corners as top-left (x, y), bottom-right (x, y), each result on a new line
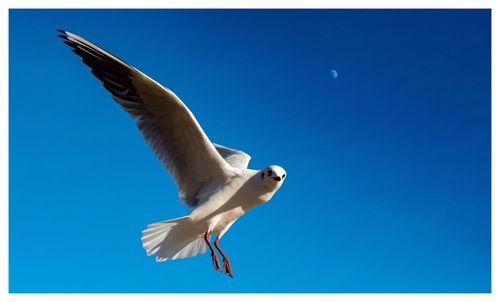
top-left (141, 216), bottom-right (207, 262)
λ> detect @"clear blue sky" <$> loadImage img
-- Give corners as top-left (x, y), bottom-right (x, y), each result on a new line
top-left (9, 9), bottom-right (490, 293)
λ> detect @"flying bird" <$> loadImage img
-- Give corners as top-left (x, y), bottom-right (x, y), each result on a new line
top-left (58, 30), bottom-right (286, 278)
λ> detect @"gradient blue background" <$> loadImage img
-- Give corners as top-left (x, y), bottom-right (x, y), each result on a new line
top-left (9, 9), bottom-right (491, 293)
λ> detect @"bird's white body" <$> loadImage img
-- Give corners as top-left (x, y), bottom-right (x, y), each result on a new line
top-left (59, 30), bottom-right (286, 275)
top-left (142, 166), bottom-right (285, 261)
top-left (191, 168), bottom-right (281, 235)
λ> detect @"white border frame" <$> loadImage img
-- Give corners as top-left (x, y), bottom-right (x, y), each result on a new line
top-left (1, 1), bottom-right (495, 301)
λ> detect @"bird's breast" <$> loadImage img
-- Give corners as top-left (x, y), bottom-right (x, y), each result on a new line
top-left (209, 207), bottom-right (245, 234)
top-left (190, 170), bottom-right (267, 234)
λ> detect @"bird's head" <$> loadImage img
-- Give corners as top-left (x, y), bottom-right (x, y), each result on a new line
top-left (260, 165), bottom-right (286, 191)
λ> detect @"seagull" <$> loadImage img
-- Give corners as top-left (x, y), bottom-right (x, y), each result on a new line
top-left (58, 30), bottom-right (286, 278)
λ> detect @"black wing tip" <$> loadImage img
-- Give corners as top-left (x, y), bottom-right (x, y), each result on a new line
top-left (57, 29), bottom-right (70, 43)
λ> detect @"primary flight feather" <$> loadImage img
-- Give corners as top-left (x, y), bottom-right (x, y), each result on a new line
top-left (58, 30), bottom-right (286, 278)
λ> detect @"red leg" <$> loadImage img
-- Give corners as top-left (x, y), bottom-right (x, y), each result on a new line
top-left (204, 232), bottom-right (221, 271)
top-left (214, 236), bottom-right (234, 278)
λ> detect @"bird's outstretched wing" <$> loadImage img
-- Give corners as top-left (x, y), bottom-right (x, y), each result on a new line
top-left (213, 144), bottom-right (251, 169)
top-left (58, 30), bottom-right (235, 207)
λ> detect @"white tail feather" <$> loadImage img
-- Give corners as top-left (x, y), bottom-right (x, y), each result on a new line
top-left (141, 216), bottom-right (207, 261)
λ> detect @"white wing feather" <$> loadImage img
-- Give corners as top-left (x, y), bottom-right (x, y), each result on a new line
top-left (59, 30), bottom-right (235, 207)
top-left (214, 143), bottom-right (251, 169)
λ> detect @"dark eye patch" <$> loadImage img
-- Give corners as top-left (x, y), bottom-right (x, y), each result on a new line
top-left (282, 174), bottom-right (286, 179)
top-left (267, 169), bottom-right (273, 176)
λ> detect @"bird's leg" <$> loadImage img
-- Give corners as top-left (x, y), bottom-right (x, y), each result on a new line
top-left (204, 232), bottom-right (221, 271)
top-left (214, 236), bottom-right (234, 278)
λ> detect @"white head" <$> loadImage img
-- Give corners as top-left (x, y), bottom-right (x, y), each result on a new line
top-left (259, 165), bottom-right (287, 191)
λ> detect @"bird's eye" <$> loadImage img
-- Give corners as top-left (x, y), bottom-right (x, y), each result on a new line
top-left (267, 169), bottom-right (273, 176)
top-left (282, 174), bottom-right (286, 179)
